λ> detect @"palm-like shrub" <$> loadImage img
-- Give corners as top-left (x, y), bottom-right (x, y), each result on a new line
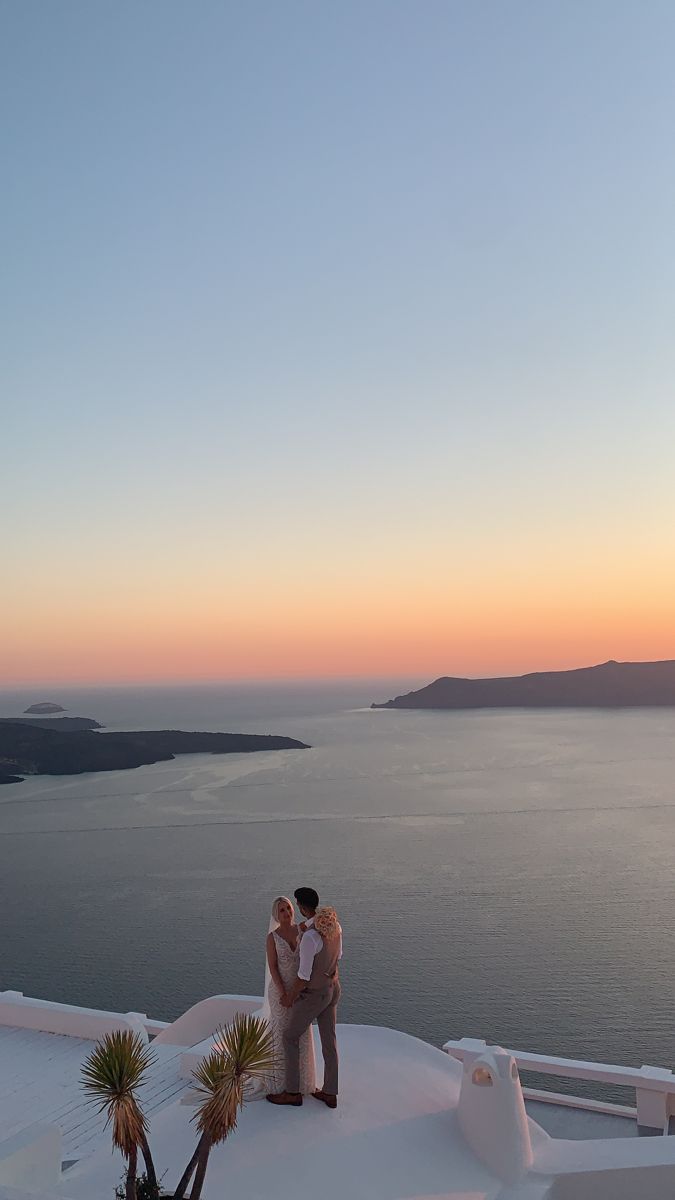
top-left (174, 1013), bottom-right (276, 1200)
top-left (81, 1030), bottom-right (158, 1200)
top-left (82, 1014), bottom-right (274, 1200)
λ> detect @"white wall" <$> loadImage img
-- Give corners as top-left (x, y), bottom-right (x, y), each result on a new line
top-left (548, 1163), bottom-right (675, 1199)
top-left (153, 994), bottom-right (263, 1047)
top-left (0, 992), bottom-right (147, 1042)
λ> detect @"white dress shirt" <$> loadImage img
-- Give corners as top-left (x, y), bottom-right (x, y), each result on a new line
top-left (297, 916), bottom-right (343, 981)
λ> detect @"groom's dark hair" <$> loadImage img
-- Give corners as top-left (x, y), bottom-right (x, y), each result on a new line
top-left (294, 886), bottom-right (319, 912)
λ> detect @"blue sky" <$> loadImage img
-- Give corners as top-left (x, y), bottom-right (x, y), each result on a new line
top-left (2, 1), bottom-right (675, 682)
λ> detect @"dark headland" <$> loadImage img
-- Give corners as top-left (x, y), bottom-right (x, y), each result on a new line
top-left (0, 717), bottom-right (102, 731)
top-left (24, 702), bottom-right (66, 714)
top-left (372, 660), bottom-right (675, 710)
top-left (0, 722), bottom-right (309, 785)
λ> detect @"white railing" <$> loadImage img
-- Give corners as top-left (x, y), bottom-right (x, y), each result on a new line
top-left (443, 1037), bottom-right (675, 1134)
top-left (0, 990), bottom-right (169, 1043)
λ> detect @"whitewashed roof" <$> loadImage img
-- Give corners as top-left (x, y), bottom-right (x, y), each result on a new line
top-left (0, 1027), bottom-right (187, 1164)
top-left (2, 991), bottom-right (675, 1200)
top-left (63, 1024), bottom-right (505, 1200)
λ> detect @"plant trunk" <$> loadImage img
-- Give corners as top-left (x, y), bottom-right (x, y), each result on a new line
top-left (140, 1134), bottom-right (159, 1198)
top-left (187, 1134), bottom-right (212, 1200)
top-left (172, 1135), bottom-right (203, 1200)
top-left (126, 1145), bottom-right (138, 1200)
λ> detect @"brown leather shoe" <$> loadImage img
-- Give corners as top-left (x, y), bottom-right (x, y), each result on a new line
top-left (266, 1091), bottom-right (302, 1106)
top-left (312, 1090), bottom-right (337, 1109)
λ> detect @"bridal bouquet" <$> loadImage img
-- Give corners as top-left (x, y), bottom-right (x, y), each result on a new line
top-left (314, 906), bottom-right (340, 936)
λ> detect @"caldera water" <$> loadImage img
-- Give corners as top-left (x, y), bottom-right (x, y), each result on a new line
top-left (2, 680), bottom-right (675, 1088)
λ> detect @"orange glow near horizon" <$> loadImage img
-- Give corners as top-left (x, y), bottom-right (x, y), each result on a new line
top-left (4, 509), bottom-right (674, 687)
top-left (3, 562), bottom-right (674, 686)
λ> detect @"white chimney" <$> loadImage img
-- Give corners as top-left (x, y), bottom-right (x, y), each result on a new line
top-left (457, 1046), bottom-right (533, 1185)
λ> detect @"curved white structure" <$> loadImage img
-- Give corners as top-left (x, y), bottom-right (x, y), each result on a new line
top-left (152, 993), bottom-right (262, 1047)
top-left (457, 1046), bottom-right (534, 1184)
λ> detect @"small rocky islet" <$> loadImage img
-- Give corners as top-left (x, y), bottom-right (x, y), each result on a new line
top-left (24, 702), bottom-right (66, 714)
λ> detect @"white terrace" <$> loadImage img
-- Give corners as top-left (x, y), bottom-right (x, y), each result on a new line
top-left (2, 989), bottom-right (675, 1199)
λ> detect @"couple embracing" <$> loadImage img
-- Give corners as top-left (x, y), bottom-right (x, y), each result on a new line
top-left (264, 887), bottom-right (342, 1109)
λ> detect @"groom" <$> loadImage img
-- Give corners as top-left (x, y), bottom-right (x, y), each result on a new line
top-left (267, 886), bottom-right (342, 1109)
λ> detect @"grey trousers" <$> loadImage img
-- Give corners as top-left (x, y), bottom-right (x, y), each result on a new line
top-left (284, 979), bottom-right (340, 1095)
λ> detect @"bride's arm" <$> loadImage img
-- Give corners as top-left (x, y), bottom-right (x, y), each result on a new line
top-left (266, 933), bottom-right (286, 998)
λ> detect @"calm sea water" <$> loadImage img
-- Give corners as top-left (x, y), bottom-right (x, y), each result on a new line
top-left (2, 681), bottom-right (675, 1084)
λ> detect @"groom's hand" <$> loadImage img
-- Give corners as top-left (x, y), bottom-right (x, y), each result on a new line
top-left (280, 992), bottom-right (293, 1008)
top-left (284, 976), bottom-right (306, 1007)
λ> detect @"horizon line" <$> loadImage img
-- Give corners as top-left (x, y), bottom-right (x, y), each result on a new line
top-left (3, 656), bottom-right (675, 692)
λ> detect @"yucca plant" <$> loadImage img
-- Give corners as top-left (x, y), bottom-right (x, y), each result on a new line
top-left (81, 1029), bottom-right (158, 1200)
top-left (173, 1013), bottom-right (276, 1200)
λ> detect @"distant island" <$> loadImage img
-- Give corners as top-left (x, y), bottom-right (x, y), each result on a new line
top-left (24, 702), bottom-right (66, 714)
top-left (372, 660), bottom-right (675, 710)
top-left (0, 717), bottom-right (102, 731)
top-left (0, 723), bottom-right (309, 784)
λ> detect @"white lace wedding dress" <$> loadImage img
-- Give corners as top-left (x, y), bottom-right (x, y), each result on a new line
top-left (266, 930), bottom-right (316, 1094)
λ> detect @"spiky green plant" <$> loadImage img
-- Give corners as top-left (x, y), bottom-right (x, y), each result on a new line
top-left (81, 1030), bottom-right (158, 1200)
top-left (173, 1013), bottom-right (276, 1200)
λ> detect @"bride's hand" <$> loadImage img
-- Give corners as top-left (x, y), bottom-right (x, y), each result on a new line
top-left (280, 992), bottom-right (293, 1008)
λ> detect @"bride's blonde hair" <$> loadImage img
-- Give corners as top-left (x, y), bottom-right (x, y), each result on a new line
top-left (271, 896), bottom-right (294, 923)
top-left (314, 906), bottom-right (340, 937)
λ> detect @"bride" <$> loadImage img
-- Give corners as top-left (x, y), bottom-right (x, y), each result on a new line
top-left (262, 896), bottom-right (316, 1094)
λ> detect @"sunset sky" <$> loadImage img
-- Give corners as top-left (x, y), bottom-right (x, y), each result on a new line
top-left (3, 1), bottom-right (675, 685)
